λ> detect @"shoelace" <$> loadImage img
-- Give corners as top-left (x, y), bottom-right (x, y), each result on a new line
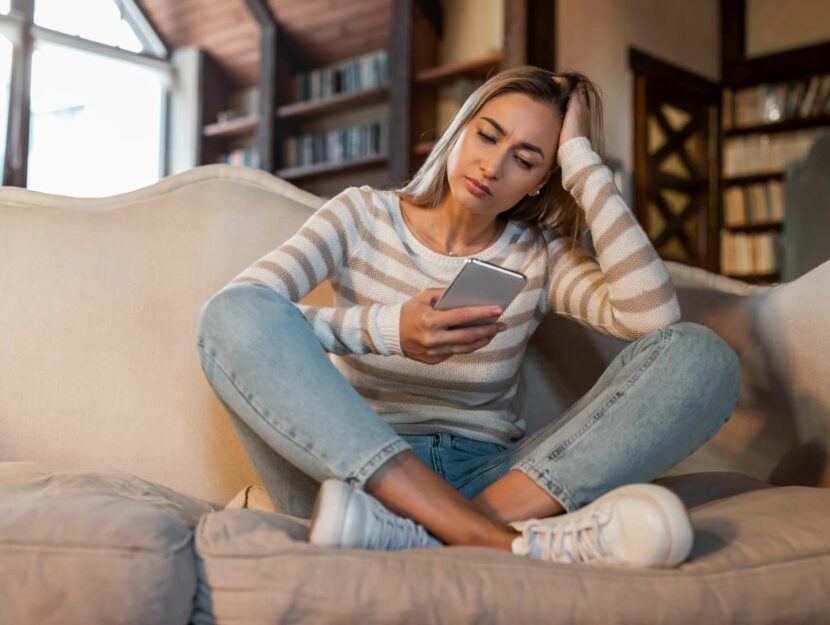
top-left (516, 510), bottom-right (613, 563)
top-left (367, 502), bottom-right (432, 550)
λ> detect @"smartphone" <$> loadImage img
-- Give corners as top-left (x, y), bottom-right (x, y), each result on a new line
top-left (432, 258), bottom-right (527, 328)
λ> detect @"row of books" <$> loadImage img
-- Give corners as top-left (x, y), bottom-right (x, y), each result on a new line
top-left (723, 74), bottom-right (830, 128)
top-left (283, 120), bottom-right (389, 168)
top-left (720, 231), bottom-right (781, 276)
top-left (296, 50), bottom-right (390, 102)
top-left (723, 130), bottom-right (815, 177)
top-left (217, 148), bottom-right (259, 168)
top-left (722, 180), bottom-right (785, 227)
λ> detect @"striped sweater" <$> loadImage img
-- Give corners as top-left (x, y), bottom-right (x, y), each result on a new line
top-left (224, 137), bottom-right (680, 444)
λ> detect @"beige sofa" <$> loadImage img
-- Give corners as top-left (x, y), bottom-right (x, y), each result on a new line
top-left (1, 164), bottom-right (829, 624)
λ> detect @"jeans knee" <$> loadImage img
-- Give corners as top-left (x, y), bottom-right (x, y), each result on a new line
top-left (196, 282), bottom-right (293, 350)
top-left (669, 321), bottom-right (741, 410)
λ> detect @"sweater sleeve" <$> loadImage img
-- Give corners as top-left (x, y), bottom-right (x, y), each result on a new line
top-left (542, 137), bottom-right (681, 341)
top-left (219, 186), bottom-right (403, 356)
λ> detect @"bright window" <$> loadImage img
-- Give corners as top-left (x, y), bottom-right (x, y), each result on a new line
top-left (34, 0), bottom-right (143, 52)
top-left (27, 40), bottom-right (164, 197)
top-left (0, 35), bottom-right (11, 168)
top-left (0, 1), bottom-right (9, 15)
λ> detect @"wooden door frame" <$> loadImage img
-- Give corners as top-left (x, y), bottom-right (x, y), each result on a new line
top-left (630, 48), bottom-right (721, 272)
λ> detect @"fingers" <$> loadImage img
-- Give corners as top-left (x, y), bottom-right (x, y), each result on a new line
top-left (433, 321), bottom-right (505, 347)
top-left (432, 304), bottom-right (504, 329)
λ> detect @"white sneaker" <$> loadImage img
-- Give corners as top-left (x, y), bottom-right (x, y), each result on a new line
top-left (309, 479), bottom-right (442, 550)
top-left (510, 483), bottom-right (693, 568)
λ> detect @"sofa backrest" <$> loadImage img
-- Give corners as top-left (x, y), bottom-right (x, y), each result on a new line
top-left (0, 165), bottom-right (328, 504)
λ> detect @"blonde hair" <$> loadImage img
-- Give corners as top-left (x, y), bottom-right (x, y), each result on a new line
top-left (395, 66), bottom-right (604, 248)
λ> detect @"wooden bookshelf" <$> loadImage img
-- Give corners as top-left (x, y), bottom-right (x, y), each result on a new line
top-left (723, 221), bottom-right (783, 234)
top-left (724, 272), bottom-right (779, 284)
top-left (413, 140), bottom-right (435, 156)
top-left (275, 153), bottom-right (389, 182)
top-left (414, 53), bottom-right (502, 88)
top-left (202, 115), bottom-right (258, 138)
top-left (198, 0), bottom-right (555, 189)
top-left (716, 9), bottom-right (830, 284)
top-left (276, 85), bottom-right (390, 121)
top-left (722, 171), bottom-right (784, 186)
top-left (725, 112), bottom-right (830, 138)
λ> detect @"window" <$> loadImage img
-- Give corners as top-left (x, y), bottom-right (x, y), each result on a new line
top-left (0, 1), bottom-right (9, 15)
top-left (27, 40), bottom-right (164, 197)
top-left (19, 0), bottom-right (171, 196)
top-left (34, 0), bottom-right (142, 52)
top-left (0, 35), bottom-right (11, 167)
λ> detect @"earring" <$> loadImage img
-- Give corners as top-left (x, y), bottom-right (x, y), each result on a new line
top-left (529, 189), bottom-right (541, 197)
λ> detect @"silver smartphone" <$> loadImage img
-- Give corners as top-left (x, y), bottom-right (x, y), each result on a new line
top-left (433, 258), bottom-right (527, 328)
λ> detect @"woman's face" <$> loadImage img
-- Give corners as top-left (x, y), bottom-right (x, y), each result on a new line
top-left (446, 92), bottom-right (561, 216)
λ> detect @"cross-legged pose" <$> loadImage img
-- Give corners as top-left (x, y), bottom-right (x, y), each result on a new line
top-left (196, 66), bottom-right (740, 568)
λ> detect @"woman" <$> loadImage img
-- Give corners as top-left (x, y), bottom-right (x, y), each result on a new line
top-left (196, 66), bottom-right (740, 568)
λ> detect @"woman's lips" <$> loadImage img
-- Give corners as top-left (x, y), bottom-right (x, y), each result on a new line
top-left (464, 177), bottom-right (491, 197)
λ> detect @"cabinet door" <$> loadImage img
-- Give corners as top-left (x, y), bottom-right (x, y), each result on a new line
top-left (631, 49), bottom-right (721, 273)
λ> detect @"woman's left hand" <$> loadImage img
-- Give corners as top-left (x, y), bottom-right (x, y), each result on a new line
top-left (554, 77), bottom-right (590, 145)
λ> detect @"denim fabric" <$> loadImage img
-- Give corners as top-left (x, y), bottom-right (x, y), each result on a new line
top-left (196, 282), bottom-right (740, 514)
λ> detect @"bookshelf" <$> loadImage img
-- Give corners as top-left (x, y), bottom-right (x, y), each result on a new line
top-left (719, 55), bottom-right (830, 283)
top-left (197, 0), bottom-right (555, 197)
top-left (198, 50), bottom-right (261, 169)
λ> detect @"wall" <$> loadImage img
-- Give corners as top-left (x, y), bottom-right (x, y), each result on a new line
top-left (168, 47), bottom-right (201, 176)
top-left (746, 0), bottom-right (830, 57)
top-left (557, 0), bottom-right (720, 204)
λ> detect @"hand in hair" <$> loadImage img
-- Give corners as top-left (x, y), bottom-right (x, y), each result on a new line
top-left (552, 76), bottom-right (591, 145)
top-left (399, 288), bottom-right (508, 365)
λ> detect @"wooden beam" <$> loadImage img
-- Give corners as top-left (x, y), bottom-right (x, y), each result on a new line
top-left (389, 0), bottom-right (413, 185)
top-left (723, 41), bottom-right (830, 87)
top-left (502, 0), bottom-right (527, 69)
top-left (414, 0), bottom-right (443, 38)
top-left (502, 0), bottom-right (556, 70)
top-left (526, 0), bottom-right (555, 70)
top-left (243, 0), bottom-right (278, 172)
top-left (720, 0), bottom-right (745, 79)
top-left (3, 0), bottom-right (33, 187)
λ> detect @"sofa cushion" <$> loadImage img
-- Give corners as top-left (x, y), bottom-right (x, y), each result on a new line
top-left (190, 472), bottom-right (830, 625)
top-left (0, 462), bottom-right (218, 625)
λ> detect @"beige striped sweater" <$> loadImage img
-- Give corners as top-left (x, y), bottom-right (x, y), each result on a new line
top-left (224, 137), bottom-right (680, 444)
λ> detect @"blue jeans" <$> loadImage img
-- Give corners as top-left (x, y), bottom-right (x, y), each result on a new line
top-left (196, 282), bottom-right (740, 516)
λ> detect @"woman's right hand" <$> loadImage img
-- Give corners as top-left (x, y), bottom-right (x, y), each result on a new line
top-left (400, 288), bottom-right (508, 365)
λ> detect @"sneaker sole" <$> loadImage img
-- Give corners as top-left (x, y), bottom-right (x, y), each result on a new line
top-left (308, 479), bottom-right (354, 548)
top-left (617, 483), bottom-right (693, 567)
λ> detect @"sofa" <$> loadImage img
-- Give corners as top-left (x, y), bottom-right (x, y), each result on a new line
top-left (1, 163), bottom-right (829, 625)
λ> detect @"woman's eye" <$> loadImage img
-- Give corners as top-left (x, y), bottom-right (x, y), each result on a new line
top-left (477, 131), bottom-right (534, 169)
top-left (477, 131), bottom-right (496, 143)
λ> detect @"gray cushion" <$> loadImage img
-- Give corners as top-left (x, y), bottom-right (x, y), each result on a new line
top-left (190, 473), bottom-right (830, 625)
top-left (0, 462), bottom-right (218, 625)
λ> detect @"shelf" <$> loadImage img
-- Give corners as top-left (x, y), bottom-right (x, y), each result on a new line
top-left (723, 172), bottom-right (785, 186)
top-left (722, 221), bottom-right (783, 233)
top-left (275, 153), bottom-right (388, 182)
top-left (202, 115), bottom-right (259, 138)
top-left (414, 52), bottom-right (502, 88)
top-left (724, 113), bottom-right (830, 137)
top-left (413, 140), bottom-right (436, 156)
top-left (723, 272), bottom-right (780, 284)
top-left (276, 86), bottom-right (391, 121)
